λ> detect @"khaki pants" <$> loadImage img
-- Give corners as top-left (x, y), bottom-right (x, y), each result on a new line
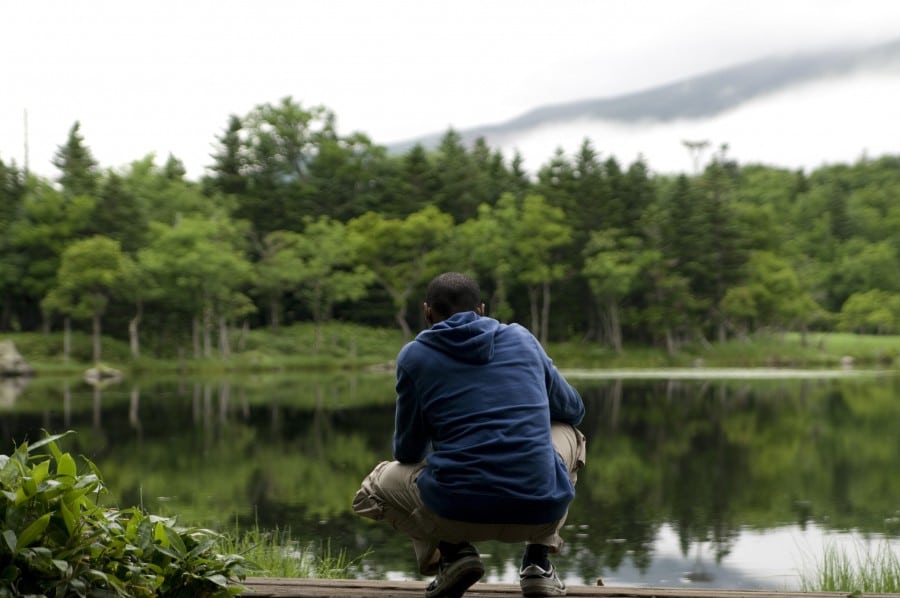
top-left (353, 422), bottom-right (586, 574)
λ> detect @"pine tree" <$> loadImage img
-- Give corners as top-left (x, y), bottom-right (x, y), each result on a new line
top-left (52, 121), bottom-right (99, 197)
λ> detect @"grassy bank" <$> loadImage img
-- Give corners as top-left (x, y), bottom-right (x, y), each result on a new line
top-left (3, 325), bottom-right (898, 376)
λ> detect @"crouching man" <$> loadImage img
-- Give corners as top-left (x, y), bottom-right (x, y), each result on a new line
top-left (353, 272), bottom-right (586, 597)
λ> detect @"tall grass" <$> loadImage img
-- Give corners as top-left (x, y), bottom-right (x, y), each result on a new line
top-left (216, 525), bottom-right (367, 579)
top-left (798, 540), bottom-right (900, 593)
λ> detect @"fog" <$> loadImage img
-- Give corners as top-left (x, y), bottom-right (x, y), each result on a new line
top-left (501, 72), bottom-right (900, 174)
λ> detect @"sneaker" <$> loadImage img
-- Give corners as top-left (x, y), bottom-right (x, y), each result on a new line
top-left (519, 562), bottom-right (566, 597)
top-left (424, 544), bottom-right (484, 598)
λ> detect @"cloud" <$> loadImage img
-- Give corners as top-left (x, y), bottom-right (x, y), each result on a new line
top-left (501, 72), bottom-right (900, 174)
top-left (3, 0), bottom-right (900, 179)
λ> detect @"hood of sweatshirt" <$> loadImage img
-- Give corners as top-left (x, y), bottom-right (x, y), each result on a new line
top-left (415, 311), bottom-right (498, 364)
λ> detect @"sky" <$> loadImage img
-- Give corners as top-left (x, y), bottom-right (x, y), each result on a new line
top-left (3, 0), bottom-right (900, 181)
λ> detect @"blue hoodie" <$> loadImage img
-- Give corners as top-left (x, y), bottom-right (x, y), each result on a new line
top-left (393, 311), bottom-right (584, 525)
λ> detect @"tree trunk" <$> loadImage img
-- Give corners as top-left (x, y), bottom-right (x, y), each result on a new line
top-left (238, 320), bottom-right (249, 352)
top-left (0, 294), bottom-right (10, 330)
top-left (528, 286), bottom-right (540, 338)
top-left (539, 280), bottom-right (551, 345)
top-left (192, 317), bottom-right (201, 359)
top-left (313, 286), bottom-right (323, 351)
top-left (129, 385), bottom-right (141, 432)
top-left (129, 299), bottom-right (142, 359)
top-left (664, 327), bottom-right (676, 355)
top-left (92, 312), bottom-right (102, 364)
top-left (395, 307), bottom-right (412, 339)
top-left (218, 315), bottom-right (230, 358)
top-left (202, 304), bottom-right (213, 358)
top-left (63, 317), bottom-right (71, 363)
top-left (607, 299), bottom-right (623, 353)
top-left (269, 294), bottom-right (280, 330)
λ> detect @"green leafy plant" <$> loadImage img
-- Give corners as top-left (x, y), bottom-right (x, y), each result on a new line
top-left (0, 432), bottom-right (254, 597)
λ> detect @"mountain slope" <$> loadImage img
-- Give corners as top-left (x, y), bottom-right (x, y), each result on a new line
top-left (388, 37), bottom-right (900, 155)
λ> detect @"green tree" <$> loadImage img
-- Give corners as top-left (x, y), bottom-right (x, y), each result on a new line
top-left (450, 203), bottom-right (515, 322)
top-left (139, 217), bottom-right (254, 357)
top-left (52, 121), bottom-right (99, 198)
top-left (122, 154), bottom-right (224, 226)
top-left (9, 180), bottom-right (95, 330)
top-left (431, 130), bottom-right (491, 223)
top-left (832, 240), bottom-right (900, 305)
top-left (0, 158), bottom-right (26, 330)
top-left (221, 97), bottom-right (338, 234)
top-left (394, 144), bottom-right (440, 217)
top-left (205, 114), bottom-right (248, 197)
top-left (294, 217), bottom-right (374, 346)
top-left (497, 193), bottom-right (572, 344)
top-left (87, 171), bottom-right (148, 253)
top-left (348, 206), bottom-right (454, 337)
top-left (838, 290), bottom-right (900, 334)
top-left (583, 230), bottom-right (642, 352)
top-left (41, 236), bottom-right (130, 363)
top-left (306, 132), bottom-right (389, 220)
top-left (254, 230), bottom-right (307, 329)
top-left (721, 251), bottom-right (820, 335)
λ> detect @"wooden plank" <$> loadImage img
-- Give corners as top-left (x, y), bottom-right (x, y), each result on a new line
top-left (239, 577), bottom-right (899, 598)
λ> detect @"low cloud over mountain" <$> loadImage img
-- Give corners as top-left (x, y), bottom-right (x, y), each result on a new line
top-left (389, 38), bottom-right (900, 174)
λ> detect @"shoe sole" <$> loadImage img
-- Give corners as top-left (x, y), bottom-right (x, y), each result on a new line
top-left (425, 555), bottom-right (485, 598)
top-left (521, 578), bottom-right (567, 597)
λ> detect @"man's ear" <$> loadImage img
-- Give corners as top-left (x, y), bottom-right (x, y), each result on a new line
top-left (424, 302), bottom-right (433, 325)
top-left (476, 303), bottom-right (485, 316)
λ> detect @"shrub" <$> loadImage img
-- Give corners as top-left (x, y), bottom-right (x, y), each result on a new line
top-left (0, 432), bottom-right (254, 597)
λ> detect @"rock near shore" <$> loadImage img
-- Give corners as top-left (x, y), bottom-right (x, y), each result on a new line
top-left (0, 340), bottom-right (34, 377)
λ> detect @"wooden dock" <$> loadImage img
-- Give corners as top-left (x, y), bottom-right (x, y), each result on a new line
top-left (240, 577), bottom-right (898, 597)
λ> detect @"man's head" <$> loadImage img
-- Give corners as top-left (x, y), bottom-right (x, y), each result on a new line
top-left (424, 272), bottom-right (484, 325)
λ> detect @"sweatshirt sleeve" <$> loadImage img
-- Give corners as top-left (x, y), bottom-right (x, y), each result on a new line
top-left (537, 339), bottom-right (585, 426)
top-left (392, 363), bottom-right (429, 463)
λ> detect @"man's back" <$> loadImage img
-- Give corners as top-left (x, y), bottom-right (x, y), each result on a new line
top-left (393, 311), bottom-right (584, 524)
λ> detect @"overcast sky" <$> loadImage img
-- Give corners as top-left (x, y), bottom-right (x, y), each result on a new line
top-left (3, 0), bottom-right (900, 180)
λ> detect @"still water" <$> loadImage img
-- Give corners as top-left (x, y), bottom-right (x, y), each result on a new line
top-left (2, 370), bottom-right (898, 590)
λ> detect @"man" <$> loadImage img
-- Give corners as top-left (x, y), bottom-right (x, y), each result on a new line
top-left (353, 272), bottom-right (586, 598)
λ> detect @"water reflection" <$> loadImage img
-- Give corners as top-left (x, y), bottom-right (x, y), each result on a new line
top-left (0, 376), bottom-right (30, 407)
top-left (1, 372), bottom-right (897, 589)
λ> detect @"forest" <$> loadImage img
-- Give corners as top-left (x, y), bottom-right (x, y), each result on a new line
top-left (1, 96), bottom-right (898, 361)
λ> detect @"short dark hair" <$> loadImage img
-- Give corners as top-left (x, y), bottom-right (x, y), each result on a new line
top-left (425, 272), bottom-right (481, 319)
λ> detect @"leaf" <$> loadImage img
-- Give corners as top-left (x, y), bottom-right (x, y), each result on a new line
top-left (187, 536), bottom-right (217, 559)
top-left (30, 459), bottom-right (50, 486)
top-left (27, 431), bottom-right (74, 453)
top-left (0, 563), bottom-right (19, 582)
top-left (2, 529), bottom-right (16, 552)
top-left (74, 473), bottom-right (101, 490)
top-left (21, 476), bottom-right (37, 497)
top-left (60, 499), bottom-right (77, 537)
top-left (205, 573), bottom-right (229, 587)
top-left (153, 521), bottom-right (169, 547)
top-left (47, 436), bottom-right (63, 462)
top-left (165, 526), bottom-right (188, 557)
top-left (57, 452), bottom-right (77, 478)
top-left (0, 459), bottom-right (17, 489)
top-left (18, 513), bottom-right (51, 549)
top-left (52, 559), bottom-right (69, 573)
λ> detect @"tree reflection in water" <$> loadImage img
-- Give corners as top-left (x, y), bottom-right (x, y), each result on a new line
top-left (2, 372), bottom-right (898, 588)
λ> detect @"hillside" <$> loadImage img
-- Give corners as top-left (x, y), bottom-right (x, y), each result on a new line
top-left (388, 37), bottom-right (900, 156)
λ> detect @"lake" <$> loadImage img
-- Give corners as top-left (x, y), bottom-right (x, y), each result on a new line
top-left (2, 369), bottom-right (898, 590)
